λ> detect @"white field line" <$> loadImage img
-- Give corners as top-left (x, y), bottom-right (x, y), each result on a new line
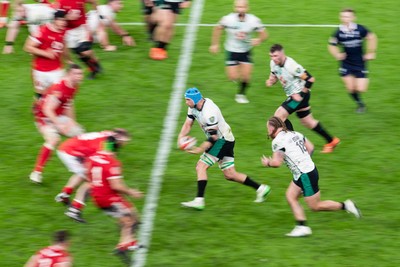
top-left (119, 22), bottom-right (339, 28)
top-left (131, 0), bottom-right (205, 266)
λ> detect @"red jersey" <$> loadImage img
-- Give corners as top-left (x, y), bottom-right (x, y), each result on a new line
top-left (34, 79), bottom-right (78, 121)
top-left (58, 131), bottom-right (114, 157)
top-left (87, 151), bottom-right (123, 198)
top-left (31, 23), bottom-right (65, 71)
top-left (57, 0), bottom-right (87, 29)
top-left (32, 245), bottom-right (71, 267)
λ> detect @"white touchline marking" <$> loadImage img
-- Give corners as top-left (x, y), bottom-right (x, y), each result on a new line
top-left (119, 22), bottom-right (339, 28)
top-left (131, 1), bottom-right (205, 266)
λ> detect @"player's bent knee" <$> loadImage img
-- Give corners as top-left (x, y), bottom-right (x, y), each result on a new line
top-left (73, 41), bottom-right (93, 54)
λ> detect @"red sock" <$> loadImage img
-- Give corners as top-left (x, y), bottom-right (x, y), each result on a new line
top-left (34, 145), bottom-right (53, 173)
top-left (0, 1), bottom-right (10, 17)
top-left (63, 187), bottom-right (74, 195)
top-left (71, 200), bottom-right (85, 210)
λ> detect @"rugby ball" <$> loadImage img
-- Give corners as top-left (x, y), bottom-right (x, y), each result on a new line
top-left (179, 136), bottom-right (197, 150)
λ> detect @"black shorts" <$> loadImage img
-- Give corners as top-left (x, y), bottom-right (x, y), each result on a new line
top-left (206, 139), bottom-right (235, 159)
top-left (293, 167), bottom-right (320, 197)
top-left (141, 0), bottom-right (154, 15)
top-left (154, 0), bottom-right (181, 14)
top-left (339, 62), bottom-right (368, 78)
top-left (225, 51), bottom-right (253, 66)
top-left (281, 91), bottom-right (311, 114)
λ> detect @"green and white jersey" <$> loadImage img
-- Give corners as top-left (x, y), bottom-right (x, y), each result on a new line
top-left (272, 131), bottom-right (315, 180)
top-left (187, 98), bottom-right (234, 142)
top-left (219, 13), bottom-right (264, 53)
top-left (270, 56), bottom-right (306, 96)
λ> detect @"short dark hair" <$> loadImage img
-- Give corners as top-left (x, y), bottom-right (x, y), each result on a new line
top-left (341, 8), bottom-right (355, 14)
top-left (67, 64), bottom-right (82, 71)
top-left (270, 44), bottom-right (283, 53)
top-left (53, 230), bottom-right (70, 243)
top-left (54, 9), bottom-right (67, 19)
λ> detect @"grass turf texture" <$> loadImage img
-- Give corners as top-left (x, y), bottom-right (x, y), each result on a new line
top-left (0, 0), bottom-right (399, 266)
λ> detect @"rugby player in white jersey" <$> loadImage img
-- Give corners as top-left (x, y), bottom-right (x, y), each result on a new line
top-left (87, 0), bottom-right (134, 52)
top-left (209, 0), bottom-right (267, 104)
top-left (3, 0), bottom-right (55, 54)
top-left (177, 87), bottom-right (271, 210)
top-left (266, 44), bottom-right (340, 153)
top-left (261, 116), bottom-right (361, 237)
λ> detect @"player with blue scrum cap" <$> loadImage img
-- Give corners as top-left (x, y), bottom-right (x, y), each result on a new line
top-left (177, 87), bottom-right (271, 210)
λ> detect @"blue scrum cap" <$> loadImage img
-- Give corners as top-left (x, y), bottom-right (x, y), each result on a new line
top-left (184, 87), bottom-right (203, 105)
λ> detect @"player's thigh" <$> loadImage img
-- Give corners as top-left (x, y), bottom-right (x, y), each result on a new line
top-left (274, 106), bottom-right (290, 121)
top-left (355, 78), bottom-right (369, 92)
top-left (341, 75), bottom-right (357, 92)
top-left (286, 181), bottom-right (302, 201)
top-left (37, 122), bottom-right (61, 145)
top-left (225, 65), bottom-right (240, 80)
top-left (57, 151), bottom-right (85, 175)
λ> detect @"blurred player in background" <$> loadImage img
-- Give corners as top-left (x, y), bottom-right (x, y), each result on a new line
top-left (87, 0), bottom-right (134, 52)
top-left (3, 0), bottom-right (56, 54)
top-left (266, 44), bottom-right (340, 153)
top-left (141, 0), bottom-right (156, 40)
top-left (23, 9), bottom-right (70, 99)
top-left (30, 64), bottom-right (84, 184)
top-left (56, 0), bottom-right (102, 79)
top-left (328, 8), bottom-right (378, 113)
top-left (65, 136), bottom-right (142, 265)
top-left (149, 0), bottom-right (190, 60)
top-left (261, 116), bottom-right (361, 237)
top-left (24, 230), bottom-right (72, 267)
top-left (0, 0), bottom-right (10, 28)
top-left (177, 87), bottom-right (271, 210)
top-left (55, 129), bottom-right (130, 221)
top-left (209, 0), bottom-right (267, 104)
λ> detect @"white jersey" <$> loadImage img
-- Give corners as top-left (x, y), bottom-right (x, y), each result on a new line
top-left (270, 56), bottom-right (306, 96)
top-left (87, 5), bottom-right (116, 33)
top-left (23, 4), bottom-right (55, 34)
top-left (219, 13), bottom-right (264, 53)
top-left (272, 131), bottom-right (315, 180)
top-left (187, 98), bottom-right (234, 142)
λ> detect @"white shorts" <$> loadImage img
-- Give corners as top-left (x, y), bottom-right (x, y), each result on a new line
top-left (32, 69), bottom-right (65, 92)
top-left (65, 25), bottom-right (90, 49)
top-left (23, 4), bottom-right (54, 25)
top-left (57, 150), bottom-right (87, 177)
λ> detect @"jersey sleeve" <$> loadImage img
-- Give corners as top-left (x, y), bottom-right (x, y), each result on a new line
top-left (253, 16), bottom-right (265, 32)
top-left (359, 24), bottom-right (370, 38)
top-left (219, 14), bottom-right (229, 27)
top-left (272, 138), bottom-right (285, 153)
top-left (328, 29), bottom-right (340, 45)
top-left (287, 58), bottom-right (305, 78)
top-left (107, 160), bottom-right (123, 180)
top-left (187, 107), bottom-right (195, 120)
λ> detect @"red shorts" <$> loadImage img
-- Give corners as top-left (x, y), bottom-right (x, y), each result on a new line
top-left (93, 194), bottom-right (132, 218)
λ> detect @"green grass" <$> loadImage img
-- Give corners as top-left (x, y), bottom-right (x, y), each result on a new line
top-left (1, 0), bottom-right (400, 266)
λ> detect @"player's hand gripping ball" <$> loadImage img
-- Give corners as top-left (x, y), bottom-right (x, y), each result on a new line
top-left (179, 136), bottom-right (197, 150)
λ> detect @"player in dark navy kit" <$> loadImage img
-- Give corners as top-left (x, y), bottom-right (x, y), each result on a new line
top-left (328, 8), bottom-right (378, 113)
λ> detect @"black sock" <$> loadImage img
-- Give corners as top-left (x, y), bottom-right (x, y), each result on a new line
top-left (297, 220), bottom-right (307, 226)
top-left (243, 176), bottom-right (260, 190)
top-left (238, 81), bottom-right (248, 95)
top-left (197, 180), bottom-right (207, 198)
top-left (157, 41), bottom-right (168, 50)
top-left (312, 122), bottom-right (333, 143)
top-left (284, 119), bottom-right (294, 131)
top-left (149, 23), bottom-right (157, 36)
top-left (341, 202), bottom-right (345, 210)
top-left (350, 92), bottom-right (364, 107)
